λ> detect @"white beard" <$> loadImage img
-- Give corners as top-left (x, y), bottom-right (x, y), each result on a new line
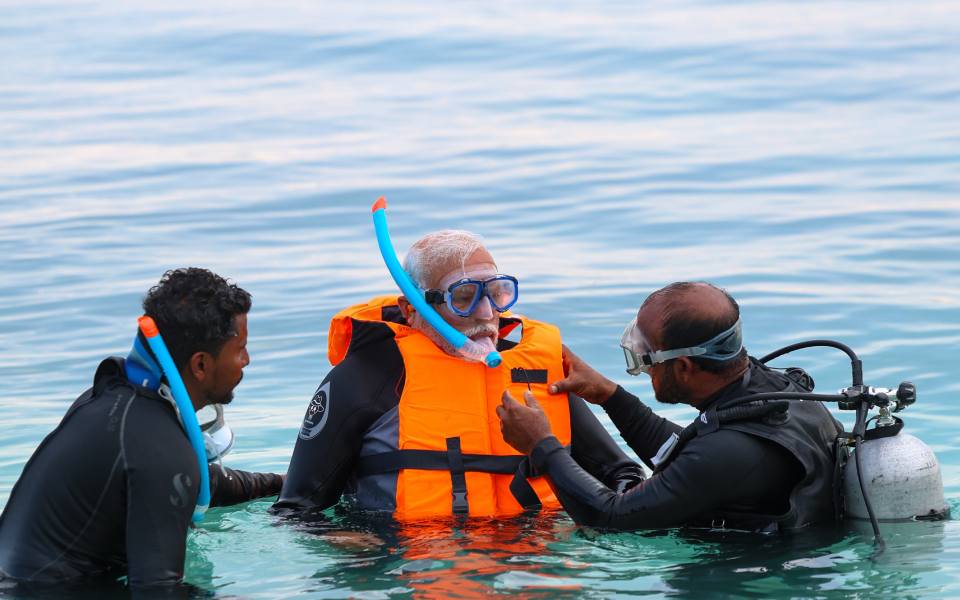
top-left (469, 335), bottom-right (497, 356)
top-left (409, 313), bottom-right (498, 361)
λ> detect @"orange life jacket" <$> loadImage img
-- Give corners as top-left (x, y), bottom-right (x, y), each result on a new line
top-left (328, 296), bottom-right (572, 520)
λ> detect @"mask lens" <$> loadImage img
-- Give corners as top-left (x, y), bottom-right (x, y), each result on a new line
top-left (485, 276), bottom-right (518, 311)
top-left (197, 404), bottom-right (235, 461)
top-left (449, 281), bottom-right (481, 315)
top-left (197, 404), bottom-right (220, 431)
top-left (620, 317), bottom-right (652, 376)
top-left (622, 346), bottom-right (646, 375)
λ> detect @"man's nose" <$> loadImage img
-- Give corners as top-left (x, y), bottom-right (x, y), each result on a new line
top-left (473, 294), bottom-right (495, 319)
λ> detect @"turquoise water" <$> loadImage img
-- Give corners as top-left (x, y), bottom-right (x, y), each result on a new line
top-left (2, 0), bottom-right (959, 597)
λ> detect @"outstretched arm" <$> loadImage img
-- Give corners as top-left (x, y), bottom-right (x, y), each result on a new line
top-left (527, 430), bottom-right (791, 530)
top-left (601, 387), bottom-right (682, 471)
top-left (549, 345), bottom-right (681, 469)
top-left (210, 465), bottom-right (284, 507)
top-left (567, 395), bottom-right (645, 491)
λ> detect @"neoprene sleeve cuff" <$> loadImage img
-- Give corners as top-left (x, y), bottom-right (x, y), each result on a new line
top-left (530, 436), bottom-right (565, 471)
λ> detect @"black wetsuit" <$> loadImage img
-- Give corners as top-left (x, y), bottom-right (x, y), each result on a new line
top-left (275, 329), bottom-right (645, 514)
top-left (0, 358), bottom-right (283, 588)
top-left (528, 358), bottom-right (843, 531)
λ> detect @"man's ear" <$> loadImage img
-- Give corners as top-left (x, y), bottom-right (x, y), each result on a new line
top-left (675, 356), bottom-right (695, 382)
top-left (187, 351), bottom-right (212, 383)
top-left (398, 296), bottom-right (415, 320)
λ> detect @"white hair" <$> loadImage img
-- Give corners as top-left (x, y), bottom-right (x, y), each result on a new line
top-left (402, 230), bottom-right (488, 289)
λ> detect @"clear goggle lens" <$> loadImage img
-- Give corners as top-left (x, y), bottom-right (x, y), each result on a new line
top-left (620, 317), bottom-right (653, 375)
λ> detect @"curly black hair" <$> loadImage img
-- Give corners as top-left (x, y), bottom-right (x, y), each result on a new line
top-left (142, 268), bottom-right (251, 370)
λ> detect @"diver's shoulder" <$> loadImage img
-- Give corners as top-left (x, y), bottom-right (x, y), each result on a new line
top-left (324, 336), bottom-right (404, 401)
top-left (688, 426), bottom-right (772, 455)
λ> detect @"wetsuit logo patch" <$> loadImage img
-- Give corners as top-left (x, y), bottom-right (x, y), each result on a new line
top-left (299, 381), bottom-right (330, 440)
top-left (170, 473), bottom-right (192, 508)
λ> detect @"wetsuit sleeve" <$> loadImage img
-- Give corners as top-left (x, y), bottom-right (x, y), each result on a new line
top-left (531, 428), bottom-right (796, 529)
top-left (567, 395), bottom-right (645, 491)
top-left (274, 337), bottom-right (403, 514)
top-left (602, 386), bottom-right (683, 470)
top-left (122, 422), bottom-right (196, 588)
top-left (209, 466), bottom-right (284, 507)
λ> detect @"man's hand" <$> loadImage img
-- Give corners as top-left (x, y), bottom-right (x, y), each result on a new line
top-left (496, 390), bottom-right (553, 455)
top-left (548, 344), bottom-right (618, 405)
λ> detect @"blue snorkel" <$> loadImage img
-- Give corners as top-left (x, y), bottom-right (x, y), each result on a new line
top-left (138, 316), bottom-right (211, 522)
top-left (371, 197), bottom-right (502, 368)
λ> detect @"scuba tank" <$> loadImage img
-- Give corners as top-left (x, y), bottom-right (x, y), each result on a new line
top-left (837, 383), bottom-right (948, 522)
top-left (748, 340), bottom-right (948, 553)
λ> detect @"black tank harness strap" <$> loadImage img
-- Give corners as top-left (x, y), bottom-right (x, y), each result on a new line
top-left (355, 439), bottom-right (547, 512)
top-left (652, 400), bottom-right (791, 475)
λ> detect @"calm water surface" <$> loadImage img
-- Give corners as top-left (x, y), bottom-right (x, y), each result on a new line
top-left (1, 1), bottom-right (959, 597)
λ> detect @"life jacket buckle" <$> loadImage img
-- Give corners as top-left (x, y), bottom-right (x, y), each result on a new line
top-left (452, 491), bottom-right (469, 514)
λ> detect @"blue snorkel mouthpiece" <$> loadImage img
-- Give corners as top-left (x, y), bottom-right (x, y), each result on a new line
top-left (138, 316), bottom-right (211, 522)
top-left (371, 197), bottom-right (502, 368)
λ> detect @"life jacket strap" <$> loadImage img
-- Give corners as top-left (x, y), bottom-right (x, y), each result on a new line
top-left (508, 458), bottom-right (542, 510)
top-left (446, 437), bottom-right (469, 514)
top-left (356, 450), bottom-right (525, 475)
top-left (354, 448), bottom-right (545, 512)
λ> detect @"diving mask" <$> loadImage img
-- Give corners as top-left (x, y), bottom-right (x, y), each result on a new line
top-left (198, 403), bottom-right (235, 462)
top-left (424, 274), bottom-right (519, 317)
top-left (620, 317), bottom-right (744, 375)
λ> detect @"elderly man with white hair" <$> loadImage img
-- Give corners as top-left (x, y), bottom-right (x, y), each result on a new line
top-left (275, 230), bottom-right (643, 520)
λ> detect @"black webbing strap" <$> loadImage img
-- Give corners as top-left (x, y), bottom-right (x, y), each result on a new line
top-left (355, 450), bottom-right (524, 476)
top-left (446, 437), bottom-right (469, 514)
top-left (354, 446), bottom-right (543, 512)
top-left (508, 458), bottom-right (542, 510)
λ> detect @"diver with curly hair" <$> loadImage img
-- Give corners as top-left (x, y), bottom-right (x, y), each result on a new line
top-left (0, 268), bottom-right (283, 592)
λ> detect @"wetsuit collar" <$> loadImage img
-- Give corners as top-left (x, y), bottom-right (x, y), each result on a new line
top-left (698, 364), bottom-right (753, 412)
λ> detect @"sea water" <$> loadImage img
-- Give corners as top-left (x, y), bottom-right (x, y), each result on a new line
top-left (1, 1), bottom-right (959, 597)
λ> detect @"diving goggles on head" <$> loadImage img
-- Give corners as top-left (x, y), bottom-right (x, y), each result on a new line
top-left (424, 274), bottom-right (519, 317)
top-left (619, 317), bottom-right (744, 375)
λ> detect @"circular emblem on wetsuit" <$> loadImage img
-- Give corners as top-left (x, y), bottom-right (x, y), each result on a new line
top-left (299, 380), bottom-right (331, 440)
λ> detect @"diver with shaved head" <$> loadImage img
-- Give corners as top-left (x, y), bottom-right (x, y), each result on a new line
top-left (498, 282), bottom-right (843, 532)
top-left (275, 229), bottom-right (644, 519)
